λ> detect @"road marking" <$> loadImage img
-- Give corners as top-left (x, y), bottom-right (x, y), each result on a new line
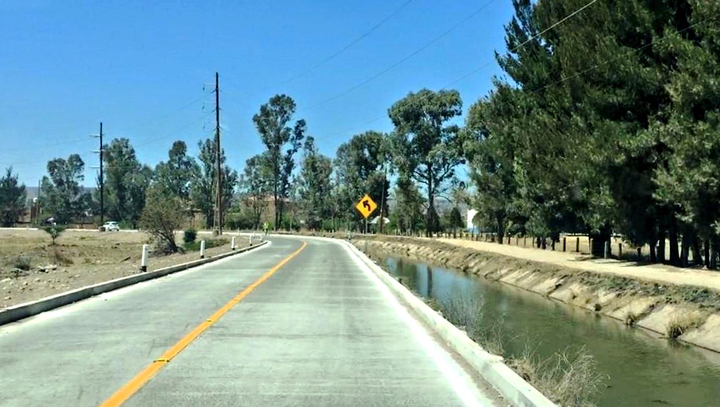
top-left (98, 241), bottom-right (307, 407)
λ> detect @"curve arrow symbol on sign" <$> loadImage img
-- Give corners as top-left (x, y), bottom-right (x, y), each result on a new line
top-left (363, 200), bottom-right (371, 211)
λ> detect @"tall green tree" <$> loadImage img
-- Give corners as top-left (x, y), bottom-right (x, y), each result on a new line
top-left (389, 89), bottom-right (464, 235)
top-left (155, 140), bottom-right (199, 204)
top-left (0, 167), bottom-right (27, 227)
top-left (239, 153), bottom-right (272, 230)
top-left (103, 138), bottom-right (152, 228)
top-left (252, 94), bottom-right (305, 230)
top-left (40, 154), bottom-right (88, 224)
top-left (191, 138), bottom-right (238, 228)
top-left (334, 131), bottom-right (390, 230)
top-left (392, 175), bottom-right (425, 234)
top-left (298, 137), bottom-right (332, 230)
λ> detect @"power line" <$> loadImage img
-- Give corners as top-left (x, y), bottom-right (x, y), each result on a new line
top-left (529, 14), bottom-right (720, 94)
top-left (314, 0), bottom-right (601, 141)
top-left (0, 113), bottom-right (213, 171)
top-left (279, 0), bottom-right (417, 86)
top-left (300, 0), bottom-right (497, 113)
top-left (220, 0), bottom-right (417, 100)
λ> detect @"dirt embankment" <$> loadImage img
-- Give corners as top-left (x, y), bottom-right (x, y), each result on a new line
top-left (355, 236), bottom-right (720, 354)
top-left (0, 230), bottom-right (247, 309)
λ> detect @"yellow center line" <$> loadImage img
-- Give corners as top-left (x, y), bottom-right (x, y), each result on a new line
top-left (98, 241), bottom-right (308, 407)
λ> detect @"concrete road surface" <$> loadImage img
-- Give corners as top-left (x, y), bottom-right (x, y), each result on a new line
top-left (0, 237), bottom-right (503, 407)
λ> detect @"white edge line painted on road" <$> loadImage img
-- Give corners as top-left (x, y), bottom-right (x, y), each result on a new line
top-left (340, 242), bottom-right (490, 407)
top-left (0, 242), bottom-right (272, 332)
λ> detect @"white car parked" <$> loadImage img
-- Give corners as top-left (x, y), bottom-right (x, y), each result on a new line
top-left (100, 221), bottom-right (120, 232)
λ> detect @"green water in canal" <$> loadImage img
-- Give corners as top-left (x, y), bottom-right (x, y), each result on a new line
top-left (379, 254), bottom-right (720, 407)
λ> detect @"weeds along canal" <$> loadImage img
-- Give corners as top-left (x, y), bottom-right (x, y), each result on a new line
top-left (372, 252), bottom-right (720, 407)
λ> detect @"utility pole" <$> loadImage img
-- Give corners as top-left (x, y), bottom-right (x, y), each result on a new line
top-left (214, 72), bottom-right (223, 235)
top-left (378, 162), bottom-right (388, 234)
top-left (91, 122), bottom-right (104, 226)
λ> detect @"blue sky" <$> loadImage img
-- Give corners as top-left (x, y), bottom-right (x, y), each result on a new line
top-left (0, 0), bottom-right (515, 186)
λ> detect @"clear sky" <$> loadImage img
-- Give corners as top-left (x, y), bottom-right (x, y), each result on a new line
top-left (0, 0), bottom-right (515, 186)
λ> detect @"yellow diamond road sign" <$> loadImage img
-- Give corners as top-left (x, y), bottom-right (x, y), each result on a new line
top-left (355, 194), bottom-right (378, 219)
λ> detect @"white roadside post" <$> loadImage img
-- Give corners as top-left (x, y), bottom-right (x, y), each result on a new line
top-left (231, 236), bottom-right (237, 250)
top-left (249, 232), bottom-right (254, 246)
top-left (140, 244), bottom-right (149, 272)
top-left (200, 240), bottom-right (206, 259)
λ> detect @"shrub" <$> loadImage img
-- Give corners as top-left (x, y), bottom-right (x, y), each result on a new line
top-left (183, 229), bottom-right (197, 244)
top-left (43, 225), bottom-right (66, 245)
top-left (140, 187), bottom-right (183, 254)
top-left (13, 255), bottom-right (31, 271)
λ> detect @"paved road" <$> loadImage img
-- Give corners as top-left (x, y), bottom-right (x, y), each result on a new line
top-left (0, 237), bottom-right (502, 406)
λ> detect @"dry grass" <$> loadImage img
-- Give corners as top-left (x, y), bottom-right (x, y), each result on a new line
top-left (624, 311), bottom-right (639, 326)
top-left (438, 291), bottom-right (604, 406)
top-left (666, 310), bottom-right (707, 339)
top-left (438, 293), bottom-right (484, 339)
top-left (509, 346), bottom-right (607, 407)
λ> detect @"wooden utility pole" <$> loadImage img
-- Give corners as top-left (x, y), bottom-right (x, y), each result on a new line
top-left (99, 122), bottom-right (104, 225)
top-left (214, 72), bottom-right (223, 235)
top-left (378, 162), bottom-right (387, 234)
top-left (91, 122), bottom-right (104, 225)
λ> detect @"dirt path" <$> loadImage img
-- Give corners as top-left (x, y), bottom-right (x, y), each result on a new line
top-left (438, 238), bottom-right (720, 292)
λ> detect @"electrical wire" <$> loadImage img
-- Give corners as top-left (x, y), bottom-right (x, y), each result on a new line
top-left (221, 0), bottom-right (417, 100)
top-left (314, 0), bottom-right (603, 141)
top-left (300, 0), bottom-right (497, 113)
top-left (529, 13), bottom-right (720, 94)
top-left (279, 0), bottom-right (417, 86)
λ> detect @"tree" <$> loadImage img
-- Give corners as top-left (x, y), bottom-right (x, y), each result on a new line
top-left (43, 225), bottom-right (65, 245)
top-left (389, 89), bottom-right (464, 236)
top-left (252, 94), bottom-right (305, 230)
top-left (0, 167), bottom-right (26, 227)
top-left (334, 131), bottom-right (390, 230)
top-left (239, 153), bottom-right (272, 230)
top-left (392, 175), bottom-right (425, 234)
top-left (298, 137), bottom-right (332, 230)
top-left (103, 138), bottom-right (153, 228)
top-left (140, 185), bottom-right (183, 254)
top-left (191, 138), bottom-right (238, 228)
top-left (464, 85), bottom-right (526, 244)
top-left (40, 154), bottom-right (88, 224)
top-left (447, 206), bottom-right (464, 238)
top-left (155, 141), bottom-right (199, 204)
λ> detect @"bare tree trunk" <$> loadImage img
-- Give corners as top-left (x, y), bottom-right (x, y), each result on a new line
top-left (705, 239), bottom-right (711, 268)
top-left (657, 229), bottom-right (666, 263)
top-left (681, 234), bottom-right (689, 267)
top-left (649, 239), bottom-right (657, 263)
top-left (669, 218), bottom-right (679, 265)
top-left (692, 238), bottom-right (703, 266)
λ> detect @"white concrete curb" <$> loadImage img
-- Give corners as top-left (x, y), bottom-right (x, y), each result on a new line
top-left (340, 239), bottom-right (557, 407)
top-left (0, 241), bottom-right (268, 326)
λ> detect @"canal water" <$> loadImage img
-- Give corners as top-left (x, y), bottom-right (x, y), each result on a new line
top-left (377, 253), bottom-right (720, 407)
